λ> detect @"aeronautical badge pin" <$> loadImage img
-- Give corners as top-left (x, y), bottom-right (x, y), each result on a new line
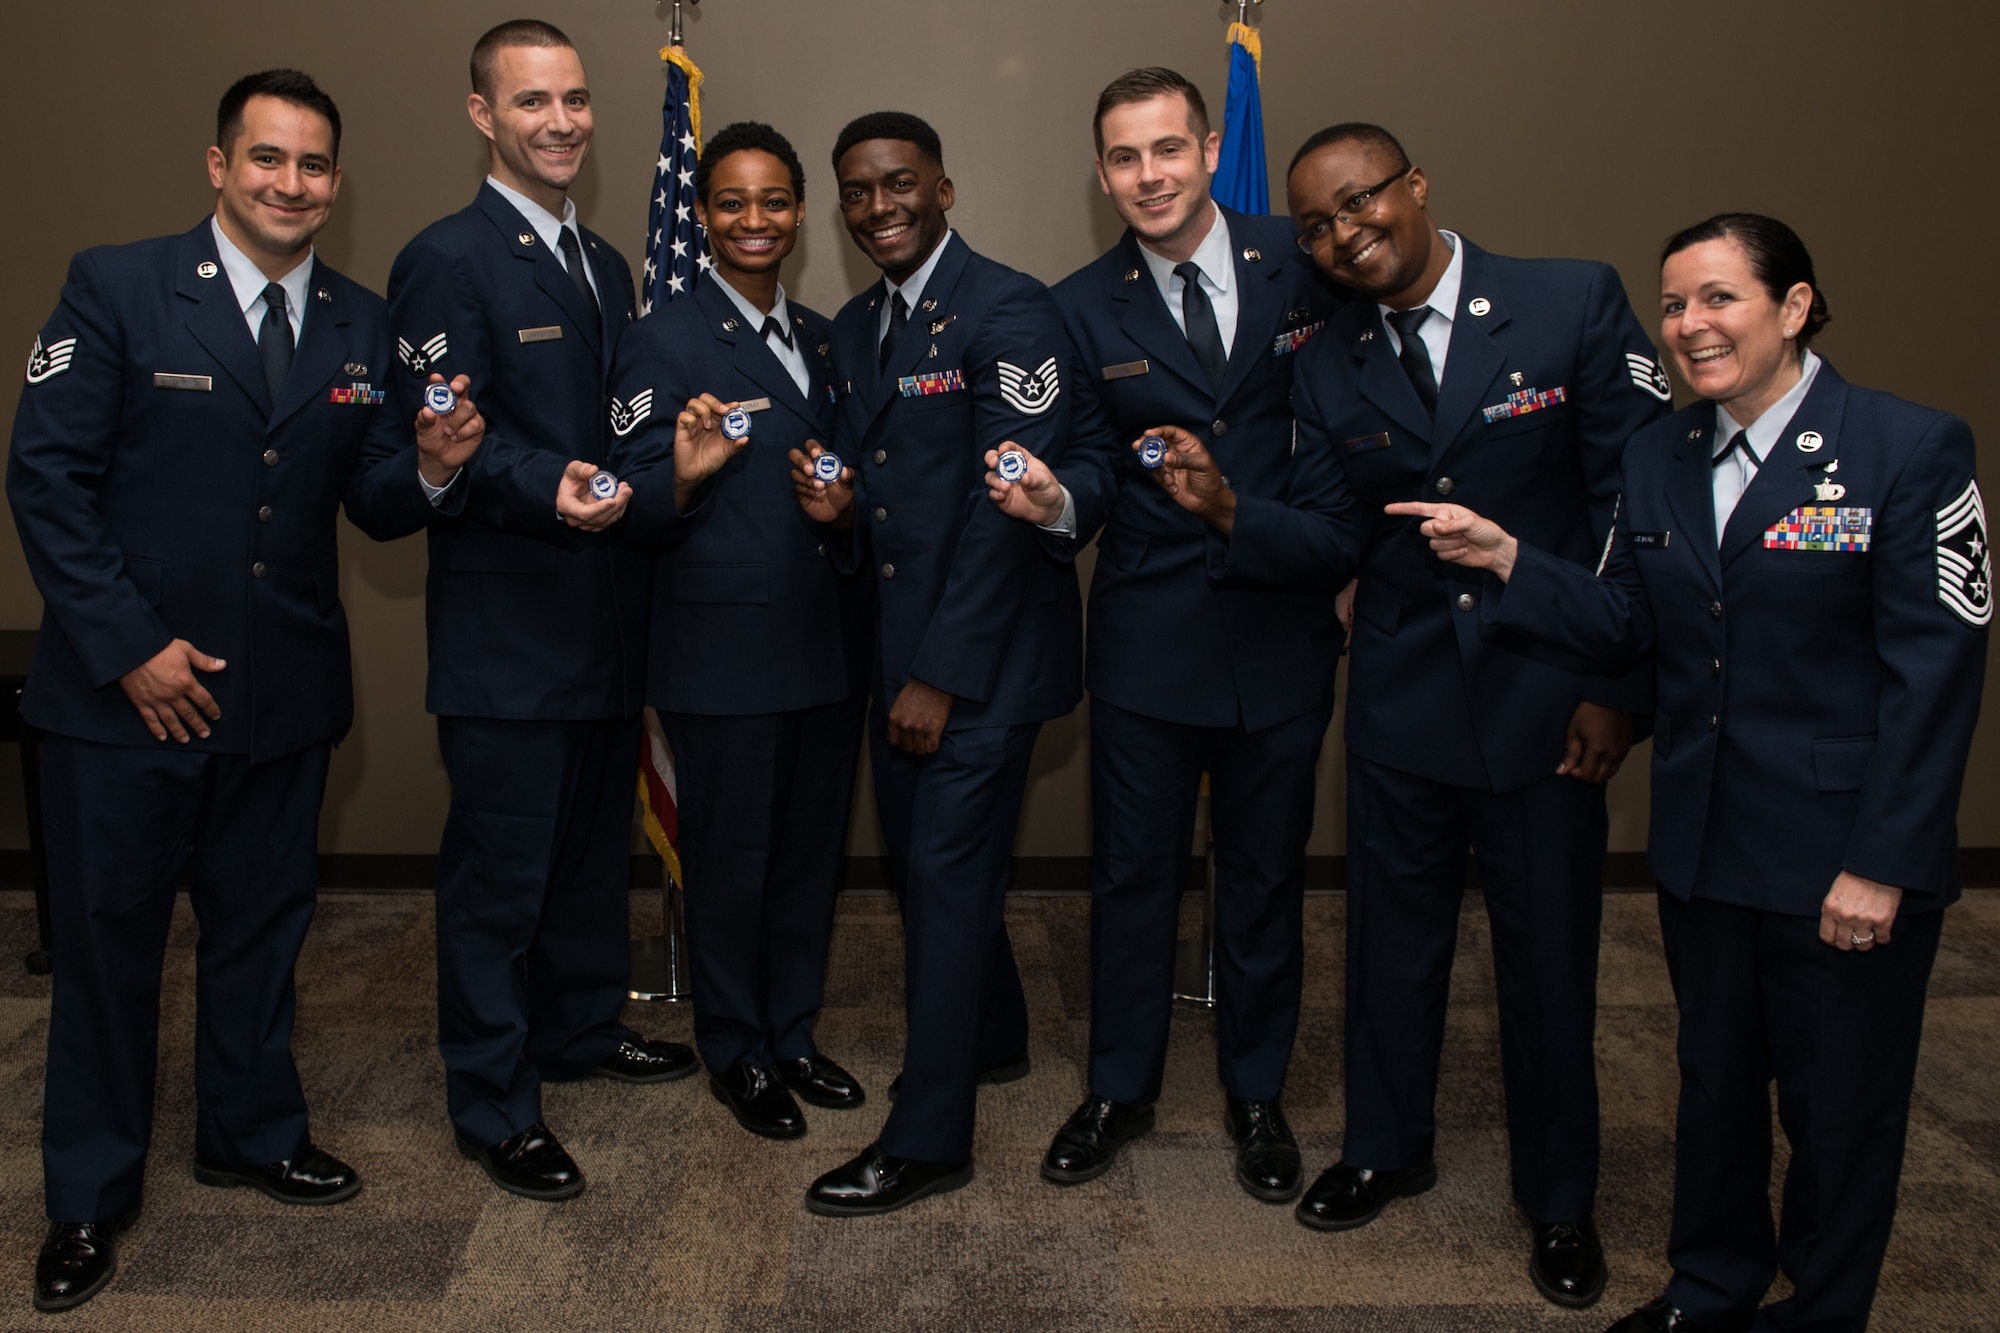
top-left (1242, 247), bottom-right (1262, 262)
top-left (721, 408), bottom-right (752, 440)
top-left (588, 469), bottom-right (619, 501)
top-left (1509, 372), bottom-right (1524, 387)
top-left (1821, 458), bottom-right (1840, 473)
top-left (423, 382), bottom-right (457, 415)
top-left (1796, 430), bottom-right (1824, 453)
top-left (1359, 329), bottom-right (1376, 343)
top-left (1124, 269), bottom-right (1140, 284)
top-left (996, 450), bottom-right (1029, 483)
top-left (196, 261), bottom-right (218, 279)
top-left (919, 298), bottom-right (937, 314)
top-left (1468, 297), bottom-right (1493, 317)
top-left (1139, 434), bottom-right (1167, 469)
top-left (1687, 428), bottom-right (1703, 441)
top-left (344, 362), bottom-right (367, 376)
top-left (812, 451), bottom-right (845, 484)
top-left (817, 343), bottom-right (830, 356)
top-left (1815, 479), bottom-right (1847, 502)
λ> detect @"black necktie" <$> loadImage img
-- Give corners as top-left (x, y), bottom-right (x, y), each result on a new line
top-left (257, 282), bottom-right (292, 401)
top-left (879, 292), bottom-right (909, 371)
top-left (1711, 429), bottom-right (1762, 471)
top-left (761, 315), bottom-right (794, 350)
top-left (1387, 306), bottom-right (1438, 417)
top-left (557, 226), bottom-right (601, 325)
top-left (1173, 261), bottom-right (1227, 390)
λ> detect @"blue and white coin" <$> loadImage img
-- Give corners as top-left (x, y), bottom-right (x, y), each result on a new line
top-left (812, 451), bottom-right (845, 484)
top-left (721, 408), bottom-right (752, 440)
top-left (423, 382), bottom-right (458, 416)
top-left (588, 470), bottom-right (619, 502)
top-left (996, 450), bottom-right (1029, 483)
top-left (1139, 434), bottom-right (1167, 469)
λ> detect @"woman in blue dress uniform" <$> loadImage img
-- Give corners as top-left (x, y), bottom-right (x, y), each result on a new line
top-left (1388, 214), bottom-right (1988, 1333)
top-left (607, 122), bottom-right (871, 1141)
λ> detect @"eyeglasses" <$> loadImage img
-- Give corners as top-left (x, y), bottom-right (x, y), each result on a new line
top-left (1294, 165), bottom-right (1413, 254)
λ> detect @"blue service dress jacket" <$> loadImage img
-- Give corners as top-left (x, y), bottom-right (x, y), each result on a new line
top-left (828, 233), bottom-right (1082, 727)
top-left (1052, 208), bottom-right (1345, 732)
top-left (1491, 361), bottom-right (1988, 913)
top-left (385, 183), bottom-right (649, 720)
top-left (1218, 238), bottom-right (1672, 791)
top-left (7, 219), bottom-right (438, 761)
top-left (606, 278), bottom-right (868, 713)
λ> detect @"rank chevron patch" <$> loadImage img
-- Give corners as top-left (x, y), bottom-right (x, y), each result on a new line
top-left (1937, 478), bottom-right (1993, 626)
top-left (397, 332), bottom-right (449, 377)
top-left (23, 334), bottom-right (77, 385)
top-left (996, 356), bottom-right (1061, 416)
top-left (609, 389), bottom-right (654, 438)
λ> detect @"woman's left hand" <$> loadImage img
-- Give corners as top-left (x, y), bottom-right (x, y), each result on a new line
top-left (1819, 871), bottom-right (1903, 951)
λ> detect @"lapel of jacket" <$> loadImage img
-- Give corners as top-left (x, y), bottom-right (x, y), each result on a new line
top-left (1429, 241), bottom-right (1507, 469)
top-left (1214, 212), bottom-right (1287, 408)
top-left (1663, 408), bottom-right (1723, 590)
top-left (476, 184), bottom-right (604, 361)
top-left (1345, 300), bottom-right (1433, 444)
top-left (1113, 229), bottom-right (1210, 396)
top-left (269, 258), bottom-right (352, 432)
top-left (178, 223), bottom-right (272, 416)
top-left (1719, 361), bottom-right (1852, 571)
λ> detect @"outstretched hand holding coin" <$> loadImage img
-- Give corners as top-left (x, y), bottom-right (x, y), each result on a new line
top-left (414, 373), bottom-right (484, 487)
top-left (673, 393), bottom-right (754, 514)
top-left (788, 440), bottom-right (854, 529)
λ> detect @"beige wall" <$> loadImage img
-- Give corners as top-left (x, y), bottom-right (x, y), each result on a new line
top-left (3, 1), bottom-right (1994, 858)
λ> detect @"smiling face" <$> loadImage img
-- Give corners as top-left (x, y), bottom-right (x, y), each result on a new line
top-left (697, 148), bottom-right (799, 287)
top-left (1095, 93), bottom-right (1220, 259)
top-left (206, 94), bottom-right (341, 275)
top-left (1286, 137), bottom-right (1442, 308)
top-left (835, 138), bottom-right (953, 284)
top-left (1659, 237), bottom-right (1814, 422)
top-left (468, 43), bottom-right (592, 213)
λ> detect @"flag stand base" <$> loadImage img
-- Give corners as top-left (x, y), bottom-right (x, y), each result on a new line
top-left (629, 874), bottom-right (692, 1002)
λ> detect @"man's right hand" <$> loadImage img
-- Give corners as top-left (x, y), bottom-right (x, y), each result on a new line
top-left (415, 373), bottom-right (484, 488)
top-left (557, 460), bottom-right (631, 530)
top-left (120, 639), bottom-right (225, 743)
top-left (983, 443), bottom-right (1066, 525)
top-left (789, 442), bottom-right (855, 529)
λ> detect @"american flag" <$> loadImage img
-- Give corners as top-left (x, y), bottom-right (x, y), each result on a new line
top-left (641, 44), bottom-right (710, 316)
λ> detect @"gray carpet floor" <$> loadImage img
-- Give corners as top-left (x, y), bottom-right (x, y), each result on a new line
top-left (0, 889), bottom-right (1994, 1331)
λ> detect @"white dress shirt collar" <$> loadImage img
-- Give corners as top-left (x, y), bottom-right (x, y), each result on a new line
top-left (713, 273), bottom-right (811, 397)
top-left (210, 215), bottom-right (312, 341)
top-left (1378, 229), bottom-right (1463, 384)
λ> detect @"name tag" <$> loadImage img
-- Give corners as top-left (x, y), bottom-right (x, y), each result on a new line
top-left (1628, 530), bottom-right (1670, 549)
top-left (1482, 385), bottom-right (1568, 422)
top-left (1101, 359), bottom-right (1149, 381)
top-left (898, 370), bottom-right (964, 397)
top-left (517, 326), bottom-right (564, 344)
top-left (1344, 432), bottom-right (1392, 454)
top-left (153, 373), bottom-right (211, 392)
top-left (738, 397), bottom-right (773, 413)
top-left (1272, 322), bottom-right (1324, 356)
top-left (1765, 506), bottom-right (1873, 552)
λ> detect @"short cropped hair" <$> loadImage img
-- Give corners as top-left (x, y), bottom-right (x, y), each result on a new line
top-left (699, 121), bottom-right (807, 201)
top-left (471, 18), bottom-right (574, 102)
top-left (1092, 67), bottom-right (1210, 154)
top-left (1287, 122), bottom-right (1410, 178)
top-left (216, 69), bottom-right (342, 162)
top-left (831, 111), bottom-right (944, 173)
top-left (1661, 212), bottom-right (1833, 348)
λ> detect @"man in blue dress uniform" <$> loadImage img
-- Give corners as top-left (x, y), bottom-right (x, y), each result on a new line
top-left (798, 112), bottom-right (1084, 1216)
top-left (7, 70), bottom-right (481, 1312)
top-left (386, 19), bottom-right (694, 1204)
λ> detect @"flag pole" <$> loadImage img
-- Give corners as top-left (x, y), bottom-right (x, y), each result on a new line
top-left (667, 0), bottom-right (699, 49)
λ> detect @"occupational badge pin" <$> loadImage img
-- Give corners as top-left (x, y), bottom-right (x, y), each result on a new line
top-left (1509, 372), bottom-right (1523, 387)
top-left (317, 289), bottom-right (331, 304)
top-left (344, 362), bottom-right (367, 376)
top-left (919, 298), bottom-right (937, 314)
top-left (1815, 479), bottom-right (1847, 502)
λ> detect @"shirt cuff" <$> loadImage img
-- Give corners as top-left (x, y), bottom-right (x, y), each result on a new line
top-left (419, 466), bottom-right (460, 506)
top-left (1037, 486), bottom-right (1077, 536)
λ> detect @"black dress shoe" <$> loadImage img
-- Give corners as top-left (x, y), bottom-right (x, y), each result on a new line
top-left (887, 1049), bottom-right (1030, 1099)
top-left (1295, 1158), bottom-right (1438, 1230)
top-left (1605, 1296), bottom-right (1747, 1332)
top-left (1042, 1095), bottom-right (1156, 1184)
top-left (712, 1063), bottom-right (808, 1139)
top-left (775, 1053), bottom-right (866, 1109)
top-left (33, 1206), bottom-right (138, 1313)
top-left (1530, 1216), bottom-right (1606, 1308)
top-left (1224, 1095), bottom-right (1303, 1202)
top-left (593, 1034), bottom-right (699, 1084)
top-left (193, 1143), bottom-right (361, 1205)
top-left (456, 1121), bottom-right (585, 1201)
top-left (805, 1143), bottom-right (973, 1217)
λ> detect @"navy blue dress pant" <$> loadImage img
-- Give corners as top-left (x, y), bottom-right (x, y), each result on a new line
top-left (1342, 752), bottom-right (1608, 1223)
top-left (434, 715), bottom-right (637, 1144)
top-left (1658, 891), bottom-right (1942, 1333)
top-left (39, 733), bottom-right (331, 1222)
top-left (869, 716), bottom-right (1037, 1163)
top-left (664, 695), bottom-right (865, 1072)
top-left (1086, 695), bottom-right (1332, 1105)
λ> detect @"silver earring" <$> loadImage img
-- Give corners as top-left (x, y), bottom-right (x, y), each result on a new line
top-left (1784, 327), bottom-right (1795, 337)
